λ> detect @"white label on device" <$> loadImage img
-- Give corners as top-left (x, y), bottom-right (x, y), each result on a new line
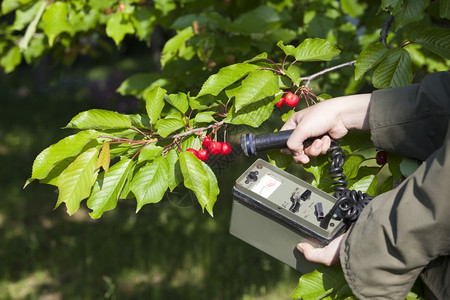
top-left (251, 174), bottom-right (282, 198)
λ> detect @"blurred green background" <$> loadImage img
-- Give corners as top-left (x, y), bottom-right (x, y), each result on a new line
top-left (0, 41), bottom-right (299, 300)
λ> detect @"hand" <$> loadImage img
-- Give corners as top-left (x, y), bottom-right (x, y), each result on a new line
top-left (280, 94), bottom-right (371, 164)
top-left (297, 234), bottom-right (344, 266)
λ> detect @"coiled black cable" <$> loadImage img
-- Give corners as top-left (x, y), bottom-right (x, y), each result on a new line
top-left (319, 139), bottom-right (374, 229)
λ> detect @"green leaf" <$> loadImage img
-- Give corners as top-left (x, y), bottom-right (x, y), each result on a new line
top-left (56, 148), bottom-right (99, 215)
top-left (399, 157), bottom-right (421, 177)
top-left (31, 130), bottom-right (101, 180)
top-left (394, 0), bottom-right (428, 29)
top-left (167, 92), bottom-right (189, 113)
top-left (341, 0), bottom-right (366, 17)
top-left (106, 13), bottom-right (135, 45)
top-left (291, 267), bottom-right (351, 300)
top-left (66, 109), bottom-right (132, 130)
top-left (234, 69), bottom-right (279, 111)
top-left (228, 5), bottom-right (282, 34)
top-left (197, 63), bottom-right (259, 97)
top-left (355, 43), bottom-right (390, 81)
top-left (130, 156), bottom-right (169, 212)
top-left (154, 0), bottom-right (176, 15)
top-left (155, 117), bottom-right (185, 138)
top-left (440, 0), bottom-right (450, 19)
top-left (294, 38), bottom-right (341, 62)
top-left (224, 95), bottom-right (278, 127)
top-left (144, 86), bottom-right (166, 124)
top-left (165, 148), bottom-right (183, 191)
top-left (408, 27), bottom-right (450, 60)
top-left (41, 2), bottom-right (70, 47)
top-left (285, 64), bottom-right (301, 86)
top-left (11, 1), bottom-right (41, 31)
top-left (179, 151), bottom-right (219, 216)
top-left (131, 6), bottom-right (155, 43)
top-left (373, 49), bottom-right (414, 88)
top-left (160, 26), bottom-right (194, 67)
top-left (116, 73), bottom-right (164, 97)
top-left (348, 174), bottom-right (377, 194)
top-left (277, 40), bottom-right (295, 56)
top-left (343, 155), bottom-right (365, 180)
top-left (267, 149), bottom-right (293, 169)
top-left (194, 111), bottom-right (217, 124)
top-left (137, 144), bottom-right (164, 163)
top-left (0, 45), bottom-right (21, 73)
top-left (87, 158), bottom-right (134, 219)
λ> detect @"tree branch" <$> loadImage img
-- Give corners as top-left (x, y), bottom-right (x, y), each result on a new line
top-left (379, 15), bottom-right (395, 49)
top-left (169, 121), bottom-right (225, 139)
top-left (302, 60), bottom-right (357, 87)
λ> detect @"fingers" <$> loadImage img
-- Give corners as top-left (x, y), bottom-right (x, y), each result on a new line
top-left (297, 235), bottom-right (344, 266)
top-left (284, 135), bottom-right (332, 164)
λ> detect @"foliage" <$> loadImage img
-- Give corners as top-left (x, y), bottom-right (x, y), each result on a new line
top-left (1, 0), bottom-right (449, 298)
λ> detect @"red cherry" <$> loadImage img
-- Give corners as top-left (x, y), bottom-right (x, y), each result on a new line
top-left (186, 148), bottom-right (198, 156)
top-left (118, 2), bottom-right (125, 12)
top-left (221, 142), bottom-right (231, 155)
top-left (376, 151), bottom-right (387, 165)
top-left (275, 97), bottom-right (285, 108)
top-left (197, 149), bottom-right (209, 161)
top-left (208, 141), bottom-right (222, 155)
top-left (202, 135), bottom-right (212, 148)
top-left (284, 92), bottom-right (299, 107)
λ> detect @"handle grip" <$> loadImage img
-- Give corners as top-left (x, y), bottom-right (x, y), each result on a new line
top-left (240, 130), bottom-right (319, 156)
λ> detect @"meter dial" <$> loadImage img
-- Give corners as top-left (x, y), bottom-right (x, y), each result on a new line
top-left (250, 173), bottom-right (282, 198)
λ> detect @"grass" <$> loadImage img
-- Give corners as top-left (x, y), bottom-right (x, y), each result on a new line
top-left (0, 55), bottom-right (300, 299)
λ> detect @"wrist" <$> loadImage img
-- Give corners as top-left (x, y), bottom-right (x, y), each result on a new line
top-left (336, 93), bottom-right (371, 131)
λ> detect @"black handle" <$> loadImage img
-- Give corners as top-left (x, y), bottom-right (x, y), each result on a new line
top-left (241, 130), bottom-right (319, 156)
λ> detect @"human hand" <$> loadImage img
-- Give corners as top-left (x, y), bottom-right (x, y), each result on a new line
top-left (280, 94), bottom-right (371, 164)
top-left (297, 234), bottom-right (344, 266)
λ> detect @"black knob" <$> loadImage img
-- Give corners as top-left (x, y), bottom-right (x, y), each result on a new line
top-left (247, 171), bottom-right (258, 182)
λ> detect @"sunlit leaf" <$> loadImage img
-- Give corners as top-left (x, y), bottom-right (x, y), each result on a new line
top-left (155, 117), bottom-right (185, 138)
top-left (165, 148), bottom-right (183, 191)
top-left (144, 86), bottom-right (166, 124)
top-left (234, 69), bottom-right (279, 111)
top-left (137, 144), bottom-right (164, 163)
top-left (96, 141), bottom-right (110, 172)
top-left (197, 63), bottom-right (259, 97)
top-left (31, 130), bottom-right (100, 180)
top-left (0, 45), bottom-right (21, 73)
top-left (167, 92), bottom-right (189, 113)
top-left (224, 95), bottom-right (279, 127)
top-left (41, 2), bottom-right (71, 47)
top-left (87, 158), bottom-right (134, 219)
top-left (179, 151), bottom-right (219, 216)
top-left (294, 38), bottom-right (341, 62)
top-left (56, 148), bottom-right (99, 215)
top-left (66, 109), bottom-right (132, 130)
top-left (130, 156), bottom-right (169, 212)
top-left (291, 267), bottom-right (352, 300)
top-left (106, 12), bottom-right (135, 45)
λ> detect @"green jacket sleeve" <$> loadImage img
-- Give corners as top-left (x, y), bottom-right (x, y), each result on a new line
top-left (340, 72), bottom-right (450, 299)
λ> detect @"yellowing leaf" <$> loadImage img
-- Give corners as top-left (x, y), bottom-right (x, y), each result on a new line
top-left (96, 141), bottom-right (110, 172)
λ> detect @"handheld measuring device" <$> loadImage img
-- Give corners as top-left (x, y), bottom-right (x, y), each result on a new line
top-left (230, 130), bottom-right (372, 273)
